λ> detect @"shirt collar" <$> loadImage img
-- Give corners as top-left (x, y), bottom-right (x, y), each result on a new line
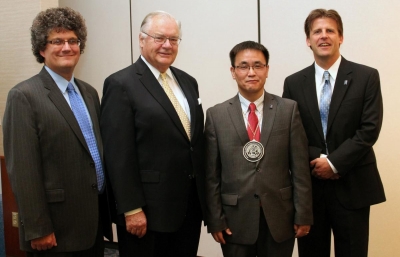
top-left (238, 92), bottom-right (265, 113)
top-left (141, 55), bottom-right (173, 80)
top-left (314, 55), bottom-right (342, 83)
top-left (44, 65), bottom-right (76, 93)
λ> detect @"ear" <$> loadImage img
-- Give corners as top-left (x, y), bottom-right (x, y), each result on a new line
top-left (306, 37), bottom-right (311, 47)
top-left (139, 33), bottom-right (145, 48)
top-left (339, 35), bottom-right (344, 45)
top-left (230, 66), bottom-right (236, 79)
top-left (265, 65), bottom-right (270, 78)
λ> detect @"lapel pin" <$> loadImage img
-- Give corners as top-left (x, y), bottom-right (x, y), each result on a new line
top-left (344, 80), bottom-right (348, 85)
top-left (269, 104), bottom-right (273, 109)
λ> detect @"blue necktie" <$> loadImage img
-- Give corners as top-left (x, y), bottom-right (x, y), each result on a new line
top-left (320, 71), bottom-right (332, 139)
top-left (67, 83), bottom-right (104, 192)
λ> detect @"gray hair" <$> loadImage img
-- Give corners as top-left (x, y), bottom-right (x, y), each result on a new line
top-left (140, 11), bottom-right (181, 37)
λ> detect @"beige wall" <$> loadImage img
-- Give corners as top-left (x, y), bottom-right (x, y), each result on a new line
top-left (0, 0), bottom-right (58, 192)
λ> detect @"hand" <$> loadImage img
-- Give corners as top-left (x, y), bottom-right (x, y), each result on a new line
top-left (294, 224), bottom-right (310, 238)
top-left (330, 173), bottom-right (340, 180)
top-left (212, 228), bottom-right (232, 244)
top-left (31, 233), bottom-right (57, 250)
top-left (310, 158), bottom-right (335, 179)
top-left (125, 211), bottom-right (147, 238)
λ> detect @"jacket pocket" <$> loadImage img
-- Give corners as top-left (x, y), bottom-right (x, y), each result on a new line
top-left (140, 170), bottom-right (160, 183)
top-left (221, 194), bottom-right (238, 206)
top-left (280, 186), bottom-right (293, 201)
top-left (46, 189), bottom-right (65, 203)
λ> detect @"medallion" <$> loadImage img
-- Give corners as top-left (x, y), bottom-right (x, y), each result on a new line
top-left (243, 140), bottom-right (264, 162)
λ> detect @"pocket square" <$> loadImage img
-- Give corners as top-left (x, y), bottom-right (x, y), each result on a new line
top-left (198, 98), bottom-right (202, 105)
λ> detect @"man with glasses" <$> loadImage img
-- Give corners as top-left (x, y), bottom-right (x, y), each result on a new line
top-left (3, 7), bottom-right (112, 256)
top-left (205, 41), bottom-right (312, 257)
top-left (100, 11), bottom-right (205, 256)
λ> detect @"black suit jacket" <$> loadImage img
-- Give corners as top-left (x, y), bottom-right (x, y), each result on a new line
top-left (283, 57), bottom-right (385, 209)
top-left (2, 67), bottom-right (113, 252)
top-left (100, 57), bottom-right (206, 232)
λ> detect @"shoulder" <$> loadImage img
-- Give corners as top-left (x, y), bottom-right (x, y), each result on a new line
top-left (343, 58), bottom-right (378, 73)
top-left (170, 66), bottom-right (197, 83)
top-left (208, 95), bottom-right (237, 111)
top-left (269, 93), bottom-right (297, 107)
top-left (285, 65), bottom-right (313, 83)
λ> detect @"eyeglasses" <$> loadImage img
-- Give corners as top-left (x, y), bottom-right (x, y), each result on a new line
top-left (47, 38), bottom-right (81, 47)
top-left (235, 64), bottom-right (267, 73)
top-left (141, 31), bottom-right (181, 46)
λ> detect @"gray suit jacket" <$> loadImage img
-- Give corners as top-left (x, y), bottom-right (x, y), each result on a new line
top-left (2, 67), bottom-right (112, 252)
top-left (205, 92), bottom-right (312, 244)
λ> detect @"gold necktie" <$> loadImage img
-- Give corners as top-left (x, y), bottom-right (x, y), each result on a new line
top-left (160, 73), bottom-right (191, 140)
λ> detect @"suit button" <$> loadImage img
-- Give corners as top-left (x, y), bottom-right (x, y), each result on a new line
top-left (190, 147), bottom-right (194, 152)
top-left (92, 183), bottom-right (98, 189)
top-left (254, 194), bottom-right (259, 199)
top-left (188, 174), bottom-right (193, 179)
top-left (90, 162), bottom-right (95, 168)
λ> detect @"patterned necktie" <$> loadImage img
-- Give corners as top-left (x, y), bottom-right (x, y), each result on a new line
top-left (160, 73), bottom-right (191, 140)
top-left (320, 71), bottom-right (332, 139)
top-left (247, 103), bottom-right (260, 141)
top-left (67, 83), bottom-right (104, 192)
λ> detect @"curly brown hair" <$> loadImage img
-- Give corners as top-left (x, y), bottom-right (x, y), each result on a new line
top-left (31, 7), bottom-right (87, 63)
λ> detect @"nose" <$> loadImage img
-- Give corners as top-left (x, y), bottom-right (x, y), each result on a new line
top-left (62, 41), bottom-right (72, 51)
top-left (248, 66), bottom-right (256, 75)
top-left (162, 38), bottom-right (173, 48)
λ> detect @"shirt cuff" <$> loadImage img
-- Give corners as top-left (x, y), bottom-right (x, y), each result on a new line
top-left (124, 208), bottom-right (143, 217)
top-left (320, 154), bottom-right (338, 174)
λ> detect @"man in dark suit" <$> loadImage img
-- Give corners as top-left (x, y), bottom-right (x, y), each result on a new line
top-left (283, 9), bottom-right (386, 257)
top-left (205, 41), bottom-right (313, 257)
top-left (100, 11), bottom-right (205, 257)
top-left (2, 7), bottom-right (112, 256)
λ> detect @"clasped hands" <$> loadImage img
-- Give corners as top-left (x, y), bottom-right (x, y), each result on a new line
top-left (212, 224), bottom-right (311, 244)
top-left (310, 157), bottom-right (340, 180)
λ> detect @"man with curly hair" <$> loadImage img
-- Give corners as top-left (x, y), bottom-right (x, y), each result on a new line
top-left (3, 7), bottom-right (112, 256)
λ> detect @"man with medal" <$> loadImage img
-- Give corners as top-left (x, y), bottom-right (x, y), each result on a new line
top-left (205, 41), bottom-right (313, 257)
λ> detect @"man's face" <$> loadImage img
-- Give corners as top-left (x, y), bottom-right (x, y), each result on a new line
top-left (40, 30), bottom-right (81, 79)
top-left (307, 17), bottom-right (343, 64)
top-left (230, 49), bottom-right (269, 102)
top-left (140, 17), bottom-right (180, 73)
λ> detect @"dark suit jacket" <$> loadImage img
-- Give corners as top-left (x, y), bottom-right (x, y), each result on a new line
top-left (205, 92), bottom-right (313, 244)
top-left (283, 57), bottom-right (386, 209)
top-left (100, 57), bottom-right (206, 232)
top-left (2, 68), bottom-right (113, 252)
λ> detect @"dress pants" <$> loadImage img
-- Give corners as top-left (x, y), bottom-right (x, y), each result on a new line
top-left (221, 207), bottom-right (295, 257)
top-left (117, 179), bottom-right (203, 257)
top-left (298, 180), bottom-right (370, 257)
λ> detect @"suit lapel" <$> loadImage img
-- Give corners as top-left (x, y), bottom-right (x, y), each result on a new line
top-left (228, 95), bottom-right (249, 146)
top-left (40, 68), bottom-right (90, 154)
top-left (137, 59), bottom-right (190, 141)
top-left (327, 57), bottom-right (352, 134)
top-left (260, 92), bottom-right (276, 147)
top-left (302, 64), bottom-right (325, 139)
top-left (171, 67), bottom-right (198, 142)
